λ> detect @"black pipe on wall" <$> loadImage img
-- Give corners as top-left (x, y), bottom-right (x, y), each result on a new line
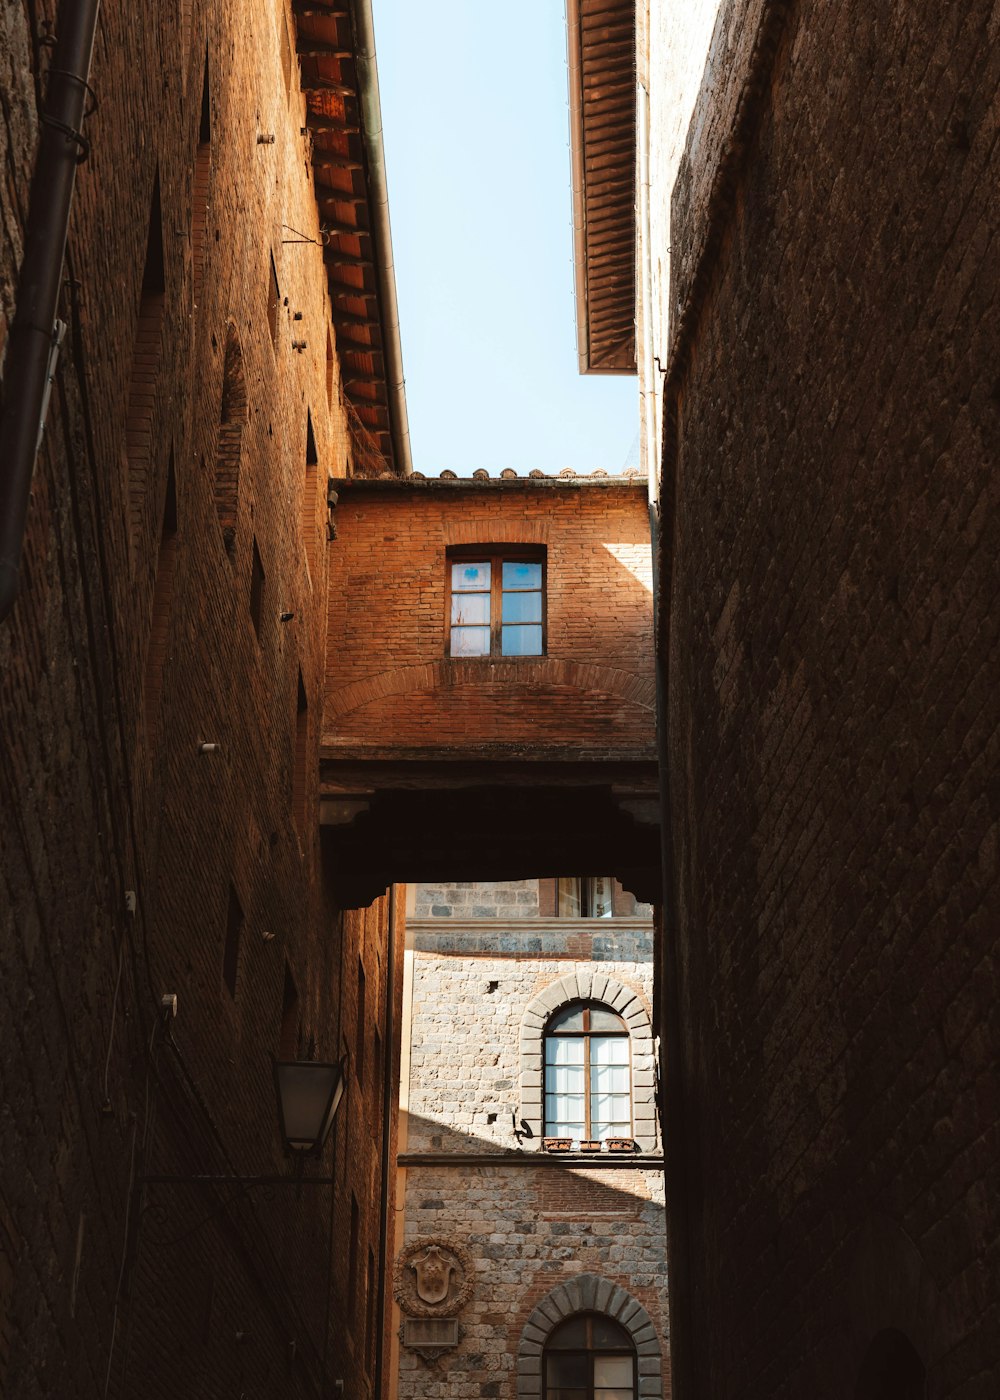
top-left (0, 0), bottom-right (101, 623)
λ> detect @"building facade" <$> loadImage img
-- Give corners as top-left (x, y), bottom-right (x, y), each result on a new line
top-left (0, 1), bottom-right (404, 1395)
top-left (390, 880), bottom-right (668, 1400)
top-left (569, 0), bottom-right (1000, 1395)
top-left (320, 472), bottom-right (659, 908)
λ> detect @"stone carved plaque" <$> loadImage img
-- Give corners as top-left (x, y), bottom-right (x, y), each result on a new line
top-left (393, 1238), bottom-right (474, 1318)
top-left (401, 1317), bottom-right (460, 1362)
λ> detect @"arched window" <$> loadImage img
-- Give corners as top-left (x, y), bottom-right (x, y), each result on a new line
top-left (544, 1003), bottom-right (631, 1143)
top-left (855, 1329), bottom-right (926, 1400)
top-left (545, 1313), bottom-right (635, 1400)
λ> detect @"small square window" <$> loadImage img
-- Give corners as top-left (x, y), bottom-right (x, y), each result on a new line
top-left (447, 549), bottom-right (545, 658)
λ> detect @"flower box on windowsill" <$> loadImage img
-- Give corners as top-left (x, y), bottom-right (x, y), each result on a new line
top-left (579, 1140), bottom-right (603, 1153)
top-left (606, 1138), bottom-right (637, 1153)
top-left (543, 1137), bottom-right (572, 1153)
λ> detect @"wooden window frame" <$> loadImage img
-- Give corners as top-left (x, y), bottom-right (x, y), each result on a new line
top-left (543, 1313), bottom-right (637, 1400)
top-left (543, 1002), bottom-right (632, 1141)
top-left (445, 545), bottom-right (546, 660)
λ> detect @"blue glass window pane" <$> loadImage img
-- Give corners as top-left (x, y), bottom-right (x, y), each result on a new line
top-left (450, 626), bottom-right (490, 657)
top-left (452, 561), bottom-right (490, 592)
top-left (501, 624), bottom-right (542, 656)
top-left (502, 561), bottom-right (542, 590)
top-left (502, 591), bottom-right (542, 624)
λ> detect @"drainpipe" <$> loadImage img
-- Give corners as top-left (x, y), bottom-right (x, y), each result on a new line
top-left (373, 882), bottom-right (397, 1400)
top-left (0, 0), bottom-right (102, 623)
top-left (349, 0), bottom-right (412, 477)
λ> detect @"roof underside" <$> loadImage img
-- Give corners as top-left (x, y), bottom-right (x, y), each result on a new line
top-left (568, 0), bottom-right (637, 374)
top-left (293, 0), bottom-right (404, 473)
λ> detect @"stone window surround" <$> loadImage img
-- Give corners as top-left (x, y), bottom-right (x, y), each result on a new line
top-left (519, 970), bottom-right (657, 1152)
top-left (516, 1273), bottom-right (664, 1400)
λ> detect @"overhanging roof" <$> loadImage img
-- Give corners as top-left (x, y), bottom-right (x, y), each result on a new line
top-left (566, 0), bottom-right (637, 374)
top-left (293, 0), bottom-right (411, 474)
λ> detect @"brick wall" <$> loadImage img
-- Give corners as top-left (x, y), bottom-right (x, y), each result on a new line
top-left (0, 1), bottom-right (398, 1396)
top-left (324, 482), bottom-right (655, 760)
top-left (394, 896), bottom-right (668, 1400)
top-left (652, 0), bottom-right (1000, 1394)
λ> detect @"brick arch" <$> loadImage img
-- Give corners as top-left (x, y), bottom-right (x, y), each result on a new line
top-left (519, 971), bottom-right (657, 1152)
top-left (516, 1274), bottom-right (664, 1400)
top-left (326, 658), bottom-right (656, 722)
top-left (442, 518), bottom-right (549, 545)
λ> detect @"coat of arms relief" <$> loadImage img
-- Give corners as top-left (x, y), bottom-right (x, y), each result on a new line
top-left (393, 1238), bottom-right (474, 1361)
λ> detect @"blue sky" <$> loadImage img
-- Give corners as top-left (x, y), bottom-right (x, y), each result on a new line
top-left (373, 0), bottom-right (638, 476)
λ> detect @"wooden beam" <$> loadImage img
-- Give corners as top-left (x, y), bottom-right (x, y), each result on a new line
top-left (324, 246), bottom-right (373, 267)
top-left (302, 77), bottom-right (355, 98)
top-left (313, 175), bottom-right (358, 199)
top-left (344, 378), bottom-right (386, 396)
top-left (306, 117), bottom-right (360, 136)
top-left (328, 278), bottom-right (376, 299)
top-left (342, 340), bottom-right (384, 360)
top-left (297, 40), bottom-right (353, 58)
top-left (293, 3), bottom-right (351, 16)
top-left (331, 309), bottom-right (381, 329)
top-left (584, 212), bottom-right (634, 234)
top-left (338, 332), bottom-right (382, 353)
top-left (581, 93), bottom-right (634, 116)
top-left (312, 189), bottom-right (367, 206)
top-left (318, 218), bottom-right (369, 238)
top-left (313, 154), bottom-right (364, 173)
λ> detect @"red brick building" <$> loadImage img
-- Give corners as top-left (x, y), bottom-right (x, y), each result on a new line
top-left (0, 1), bottom-right (405, 1396)
top-left (320, 472), bottom-right (660, 908)
top-left (2, 0), bottom-right (997, 1396)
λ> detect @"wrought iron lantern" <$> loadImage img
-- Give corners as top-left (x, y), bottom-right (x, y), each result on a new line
top-left (273, 1055), bottom-right (347, 1158)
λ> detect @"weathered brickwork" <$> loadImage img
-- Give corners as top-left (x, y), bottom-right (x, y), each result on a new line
top-left (0, 2), bottom-right (399, 1397)
top-left (324, 481), bottom-right (655, 759)
top-left (393, 895), bottom-right (668, 1400)
top-left (650, 0), bottom-right (1000, 1394)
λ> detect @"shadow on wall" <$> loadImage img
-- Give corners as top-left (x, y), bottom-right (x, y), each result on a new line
top-left (399, 1109), bottom-right (661, 1214)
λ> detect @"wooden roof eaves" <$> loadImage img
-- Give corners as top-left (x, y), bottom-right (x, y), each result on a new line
top-left (566, 0), bottom-right (637, 375)
top-left (294, 0), bottom-right (411, 475)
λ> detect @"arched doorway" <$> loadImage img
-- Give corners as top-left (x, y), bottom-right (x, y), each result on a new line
top-left (855, 1329), bottom-right (926, 1400)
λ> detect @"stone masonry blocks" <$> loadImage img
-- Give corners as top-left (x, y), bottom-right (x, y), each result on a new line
top-left (400, 915), bottom-right (666, 1400)
top-left (518, 1275), bottom-right (663, 1400)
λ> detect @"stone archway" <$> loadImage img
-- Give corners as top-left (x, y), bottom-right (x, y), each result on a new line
top-left (519, 970), bottom-right (657, 1151)
top-left (516, 1273), bottom-right (664, 1400)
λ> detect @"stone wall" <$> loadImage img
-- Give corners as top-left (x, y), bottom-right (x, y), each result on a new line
top-left (393, 901), bottom-right (668, 1400)
top-left (649, 0), bottom-right (1000, 1394)
top-left (414, 881), bottom-right (541, 919)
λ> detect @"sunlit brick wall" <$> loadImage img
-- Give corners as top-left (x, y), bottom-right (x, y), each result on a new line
top-left (324, 482), bottom-right (655, 759)
top-left (0, 1), bottom-right (396, 1395)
